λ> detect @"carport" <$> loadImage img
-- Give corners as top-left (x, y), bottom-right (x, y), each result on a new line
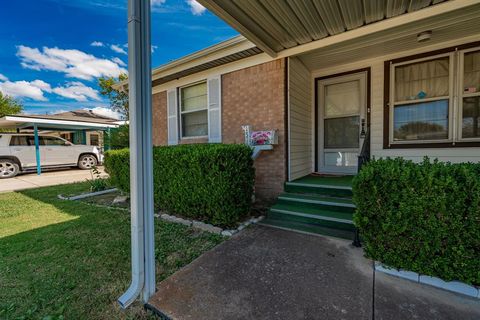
top-left (0, 115), bottom-right (118, 175)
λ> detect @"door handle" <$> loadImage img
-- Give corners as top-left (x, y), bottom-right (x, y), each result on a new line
top-left (13, 148), bottom-right (21, 152)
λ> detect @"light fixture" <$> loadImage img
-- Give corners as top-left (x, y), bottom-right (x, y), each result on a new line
top-left (417, 30), bottom-right (432, 43)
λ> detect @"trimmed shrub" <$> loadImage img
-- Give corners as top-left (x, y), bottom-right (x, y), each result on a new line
top-left (104, 144), bottom-right (255, 227)
top-left (353, 157), bottom-right (480, 285)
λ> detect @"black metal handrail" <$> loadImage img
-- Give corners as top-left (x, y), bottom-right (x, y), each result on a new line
top-left (353, 128), bottom-right (370, 247)
top-left (357, 128), bottom-right (370, 172)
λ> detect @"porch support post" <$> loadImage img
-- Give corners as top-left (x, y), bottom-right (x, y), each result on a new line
top-left (33, 124), bottom-right (41, 175)
top-left (118, 0), bottom-right (155, 308)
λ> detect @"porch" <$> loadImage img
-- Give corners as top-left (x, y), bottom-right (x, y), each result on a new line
top-left (147, 226), bottom-right (480, 320)
top-left (285, 5), bottom-right (480, 181)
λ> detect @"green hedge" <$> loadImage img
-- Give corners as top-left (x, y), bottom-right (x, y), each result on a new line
top-left (104, 144), bottom-right (255, 227)
top-left (353, 157), bottom-right (480, 285)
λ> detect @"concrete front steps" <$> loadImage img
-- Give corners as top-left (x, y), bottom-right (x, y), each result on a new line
top-left (260, 175), bottom-right (356, 241)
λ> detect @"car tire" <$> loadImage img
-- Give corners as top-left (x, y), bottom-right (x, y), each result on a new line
top-left (78, 154), bottom-right (98, 170)
top-left (0, 159), bottom-right (20, 179)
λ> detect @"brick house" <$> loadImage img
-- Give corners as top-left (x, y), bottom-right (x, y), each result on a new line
top-left (121, 0), bottom-right (480, 238)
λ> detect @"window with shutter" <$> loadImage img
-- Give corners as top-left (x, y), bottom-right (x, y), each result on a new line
top-left (180, 82), bottom-right (208, 138)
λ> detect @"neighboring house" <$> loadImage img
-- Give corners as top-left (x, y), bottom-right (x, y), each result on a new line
top-left (47, 109), bottom-right (123, 149)
top-left (134, 1), bottom-right (480, 205)
top-left (4, 109), bottom-right (124, 151)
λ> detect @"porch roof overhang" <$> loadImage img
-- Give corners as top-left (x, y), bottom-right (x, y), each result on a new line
top-left (0, 115), bottom-right (119, 131)
top-left (197, 0), bottom-right (480, 58)
top-left (115, 35), bottom-right (262, 90)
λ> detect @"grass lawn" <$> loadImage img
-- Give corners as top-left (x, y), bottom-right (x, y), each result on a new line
top-left (0, 182), bottom-right (224, 320)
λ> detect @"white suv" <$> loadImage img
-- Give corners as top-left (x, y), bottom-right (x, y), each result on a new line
top-left (0, 133), bottom-right (102, 178)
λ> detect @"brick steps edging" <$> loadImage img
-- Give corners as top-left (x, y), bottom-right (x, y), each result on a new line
top-left (375, 262), bottom-right (480, 299)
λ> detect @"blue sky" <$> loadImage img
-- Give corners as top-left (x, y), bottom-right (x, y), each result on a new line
top-left (0, 0), bottom-right (237, 118)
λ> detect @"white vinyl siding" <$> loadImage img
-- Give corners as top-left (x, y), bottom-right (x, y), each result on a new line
top-left (288, 57), bottom-right (312, 180)
top-left (309, 41), bottom-right (480, 165)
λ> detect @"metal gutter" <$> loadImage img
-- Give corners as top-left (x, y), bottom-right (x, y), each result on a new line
top-left (118, 0), bottom-right (155, 308)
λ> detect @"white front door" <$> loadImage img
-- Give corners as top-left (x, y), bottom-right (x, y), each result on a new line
top-left (317, 71), bottom-right (368, 174)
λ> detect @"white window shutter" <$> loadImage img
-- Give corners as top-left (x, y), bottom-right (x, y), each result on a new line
top-left (207, 75), bottom-right (222, 143)
top-left (167, 88), bottom-right (178, 145)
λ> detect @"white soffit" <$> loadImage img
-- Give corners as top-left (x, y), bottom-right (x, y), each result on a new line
top-left (197, 0), bottom-right (480, 57)
top-left (299, 5), bottom-right (480, 70)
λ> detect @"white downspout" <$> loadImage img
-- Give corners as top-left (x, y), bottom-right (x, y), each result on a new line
top-left (118, 0), bottom-right (155, 308)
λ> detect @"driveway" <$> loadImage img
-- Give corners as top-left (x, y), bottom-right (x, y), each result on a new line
top-left (0, 167), bottom-right (107, 193)
top-left (147, 226), bottom-right (480, 320)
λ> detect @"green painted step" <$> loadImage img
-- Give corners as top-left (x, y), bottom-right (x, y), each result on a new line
top-left (269, 204), bottom-right (353, 231)
top-left (276, 193), bottom-right (355, 213)
top-left (259, 217), bottom-right (355, 241)
top-left (270, 202), bottom-right (353, 223)
top-left (285, 181), bottom-right (353, 197)
top-left (263, 175), bottom-right (357, 242)
top-left (268, 210), bottom-right (354, 232)
top-left (291, 175), bottom-right (354, 187)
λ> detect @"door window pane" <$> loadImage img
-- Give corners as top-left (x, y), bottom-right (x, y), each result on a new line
top-left (463, 51), bottom-right (480, 93)
top-left (324, 80), bottom-right (360, 117)
top-left (462, 96), bottom-right (480, 138)
top-left (395, 57), bottom-right (449, 101)
top-left (324, 116), bottom-right (359, 148)
top-left (181, 110), bottom-right (208, 137)
top-left (324, 152), bottom-right (357, 167)
top-left (393, 100), bottom-right (448, 141)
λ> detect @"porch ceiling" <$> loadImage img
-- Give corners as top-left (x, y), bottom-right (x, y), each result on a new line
top-left (197, 0), bottom-right (478, 57)
top-left (299, 4), bottom-right (480, 70)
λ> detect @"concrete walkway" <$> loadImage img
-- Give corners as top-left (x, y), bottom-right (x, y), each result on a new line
top-left (148, 226), bottom-right (480, 320)
top-left (0, 167), bottom-right (107, 193)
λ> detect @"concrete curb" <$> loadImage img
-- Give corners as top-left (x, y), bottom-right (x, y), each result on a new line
top-left (58, 188), bottom-right (118, 201)
top-left (156, 212), bottom-right (265, 236)
top-left (375, 262), bottom-right (479, 299)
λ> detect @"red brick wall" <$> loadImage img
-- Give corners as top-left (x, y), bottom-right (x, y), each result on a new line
top-left (151, 59), bottom-right (287, 202)
top-left (222, 59), bottom-right (286, 202)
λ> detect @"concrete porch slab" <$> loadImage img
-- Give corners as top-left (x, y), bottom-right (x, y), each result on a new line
top-left (375, 271), bottom-right (480, 320)
top-left (148, 225), bottom-right (373, 320)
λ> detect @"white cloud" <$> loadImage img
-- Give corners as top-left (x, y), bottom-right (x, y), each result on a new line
top-left (187, 0), bottom-right (206, 15)
top-left (112, 57), bottom-right (126, 67)
top-left (52, 82), bottom-right (101, 102)
top-left (86, 106), bottom-right (122, 120)
top-left (0, 73), bottom-right (8, 81)
top-left (151, 45), bottom-right (158, 53)
top-left (110, 44), bottom-right (127, 55)
top-left (16, 45), bottom-right (127, 81)
top-left (90, 41), bottom-right (104, 47)
top-left (30, 80), bottom-right (52, 93)
top-left (0, 80), bottom-right (49, 101)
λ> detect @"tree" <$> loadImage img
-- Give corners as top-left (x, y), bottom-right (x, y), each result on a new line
top-left (0, 92), bottom-right (23, 117)
top-left (105, 124), bottom-right (129, 149)
top-left (98, 73), bottom-right (129, 119)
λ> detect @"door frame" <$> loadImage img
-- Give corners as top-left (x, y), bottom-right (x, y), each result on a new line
top-left (314, 67), bottom-right (371, 173)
